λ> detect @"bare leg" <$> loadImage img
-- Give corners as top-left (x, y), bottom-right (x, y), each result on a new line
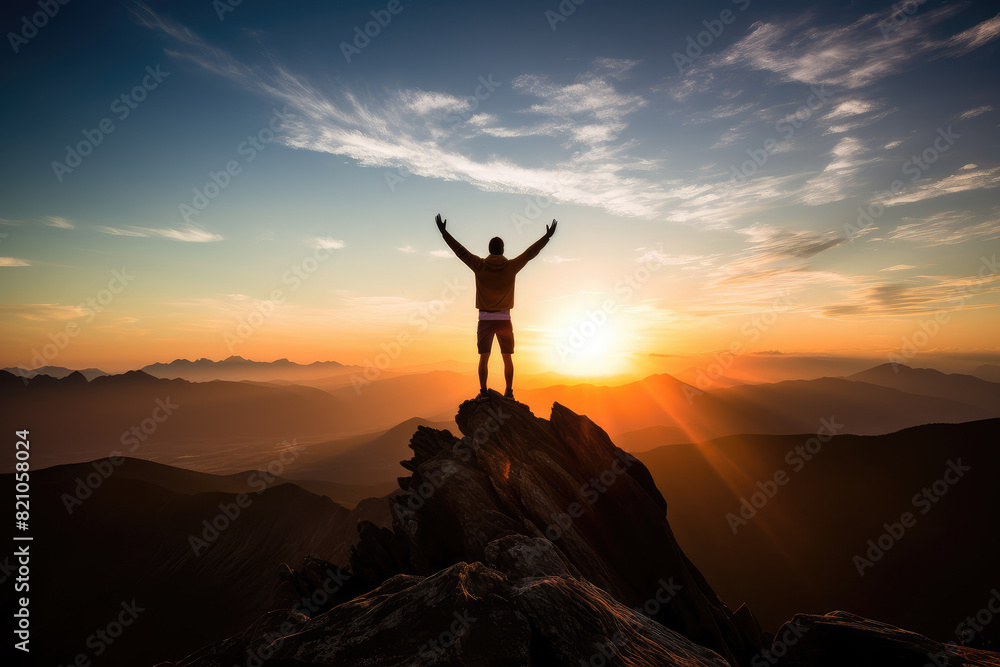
top-left (502, 353), bottom-right (513, 392)
top-left (479, 352), bottom-right (490, 392)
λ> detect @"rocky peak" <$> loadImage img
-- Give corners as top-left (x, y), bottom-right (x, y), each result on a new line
top-left (163, 391), bottom-right (1000, 666)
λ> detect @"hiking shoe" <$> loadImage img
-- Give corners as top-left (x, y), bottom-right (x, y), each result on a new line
top-left (503, 389), bottom-right (515, 401)
top-left (476, 389), bottom-right (489, 403)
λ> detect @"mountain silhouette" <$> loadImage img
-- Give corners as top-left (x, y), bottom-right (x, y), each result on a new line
top-left (157, 394), bottom-right (999, 666)
top-left (848, 363), bottom-right (1000, 414)
top-left (638, 419), bottom-right (1000, 644)
top-left (11, 458), bottom-right (394, 666)
top-left (0, 369), bottom-right (351, 471)
top-left (140, 355), bottom-right (355, 382)
top-left (972, 364), bottom-right (1000, 383)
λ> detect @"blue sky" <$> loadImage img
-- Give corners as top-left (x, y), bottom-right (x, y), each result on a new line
top-left (2, 0), bottom-right (999, 374)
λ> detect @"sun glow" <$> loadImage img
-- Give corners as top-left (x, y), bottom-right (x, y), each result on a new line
top-left (550, 309), bottom-right (634, 377)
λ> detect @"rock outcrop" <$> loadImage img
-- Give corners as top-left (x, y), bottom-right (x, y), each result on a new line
top-left (162, 392), bottom-right (1000, 666)
top-left (773, 611), bottom-right (1000, 667)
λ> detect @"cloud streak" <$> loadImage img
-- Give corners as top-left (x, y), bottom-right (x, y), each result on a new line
top-left (132, 5), bottom-right (667, 219)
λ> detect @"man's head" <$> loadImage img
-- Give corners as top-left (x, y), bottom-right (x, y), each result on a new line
top-left (489, 237), bottom-right (504, 255)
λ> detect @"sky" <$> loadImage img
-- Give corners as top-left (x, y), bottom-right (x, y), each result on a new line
top-left (2, 0), bottom-right (999, 378)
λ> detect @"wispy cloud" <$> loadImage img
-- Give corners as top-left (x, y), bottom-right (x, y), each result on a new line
top-left (429, 249), bottom-right (452, 258)
top-left (883, 165), bottom-right (1000, 206)
top-left (941, 15), bottom-right (1000, 57)
top-left (798, 137), bottom-right (878, 205)
top-left (97, 223), bottom-right (223, 242)
top-left (712, 223), bottom-right (846, 284)
top-left (97, 226), bottom-right (150, 237)
top-left (0, 257), bottom-right (30, 267)
top-left (43, 216), bottom-right (74, 229)
top-left (634, 249), bottom-right (710, 266)
top-left (132, 6), bottom-right (665, 219)
top-left (543, 255), bottom-right (580, 264)
top-left (312, 237), bottom-right (346, 249)
top-left (821, 98), bottom-right (894, 134)
top-left (879, 264), bottom-right (919, 272)
top-left (959, 105), bottom-right (993, 120)
top-left (396, 245), bottom-right (416, 253)
top-left (822, 273), bottom-right (1000, 317)
top-left (0, 303), bottom-right (89, 320)
top-left (886, 210), bottom-right (1000, 246)
top-left (688, 7), bottom-right (1000, 91)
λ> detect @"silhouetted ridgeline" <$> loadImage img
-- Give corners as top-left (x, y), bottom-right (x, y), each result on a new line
top-left (156, 394), bottom-right (999, 667)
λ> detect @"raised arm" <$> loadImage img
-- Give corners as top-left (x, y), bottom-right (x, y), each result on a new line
top-left (509, 219), bottom-right (557, 272)
top-left (436, 213), bottom-right (484, 271)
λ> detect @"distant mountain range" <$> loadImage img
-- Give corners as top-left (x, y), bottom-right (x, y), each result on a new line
top-left (140, 355), bottom-right (358, 381)
top-left (0, 369), bottom-right (354, 471)
top-left (5, 363), bottom-right (1000, 476)
top-left (0, 364), bottom-right (107, 380)
top-left (517, 368), bottom-right (999, 444)
top-left (973, 363), bottom-right (1000, 383)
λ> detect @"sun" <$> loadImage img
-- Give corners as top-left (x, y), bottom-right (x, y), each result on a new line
top-left (550, 310), bottom-right (634, 378)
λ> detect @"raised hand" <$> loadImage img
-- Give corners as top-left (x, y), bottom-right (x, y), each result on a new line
top-left (435, 213), bottom-right (447, 234)
top-left (545, 219), bottom-right (558, 238)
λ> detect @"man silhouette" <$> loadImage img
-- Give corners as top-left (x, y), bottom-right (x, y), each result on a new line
top-left (436, 213), bottom-right (557, 401)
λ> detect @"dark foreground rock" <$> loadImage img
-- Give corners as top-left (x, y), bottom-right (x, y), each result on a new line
top-left (160, 393), bottom-right (1000, 666)
top-left (773, 611), bottom-right (1000, 667)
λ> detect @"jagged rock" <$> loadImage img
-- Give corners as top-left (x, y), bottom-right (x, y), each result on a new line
top-left (154, 609), bottom-right (310, 667)
top-left (173, 541), bottom-right (731, 666)
top-left (277, 555), bottom-right (364, 615)
top-left (164, 394), bottom-right (759, 666)
top-left (162, 393), bottom-right (1000, 666)
top-left (348, 519), bottom-right (411, 585)
top-left (773, 611), bottom-right (1000, 667)
top-left (388, 392), bottom-right (760, 664)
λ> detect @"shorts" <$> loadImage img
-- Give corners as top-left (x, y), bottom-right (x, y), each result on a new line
top-left (477, 319), bottom-right (514, 354)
